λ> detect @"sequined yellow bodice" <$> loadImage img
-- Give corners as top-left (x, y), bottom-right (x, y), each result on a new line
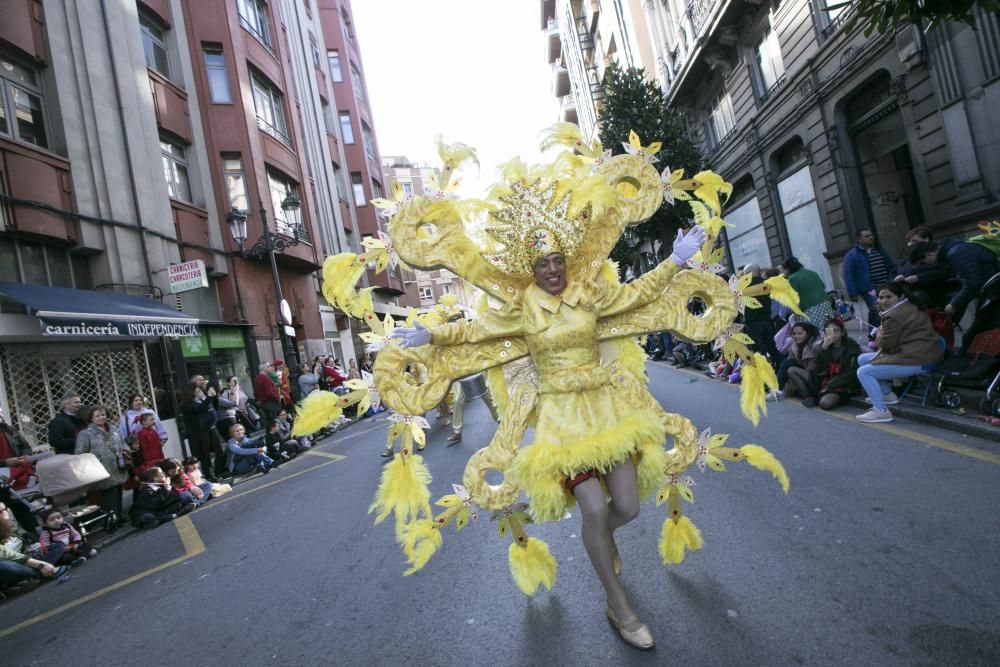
top-left (522, 290), bottom-right (606, 395)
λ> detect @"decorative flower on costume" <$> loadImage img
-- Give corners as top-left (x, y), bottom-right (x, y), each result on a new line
top-left (300, 123), bottom-right (798, 595)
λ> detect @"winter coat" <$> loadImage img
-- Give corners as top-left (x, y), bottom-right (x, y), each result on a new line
top-left (118, 408), bottom-right (167, 443)
top-left (938, 238), bottom-right (999, 317)
top-left (788, 268), bottom-right (828, 311)
top-left (253, 373), bottom-right (280, 404)
top-left (48, 412), bottom-right (86, 455)
top-left (226, 436), bottom-right (264, 473)
top-left (298, 372), bottom-right (320, 396)
top-left (74, 424), bottom-right (129, 490)
top-left (0, 422), bottom-right (32, 459)
top-left (180, 398), bottom-right (216, 435)
top-left (896, 261), bottom-right (959, 310)
top-left (811, 337), bottom-right (861, 395)
top-left (129, 483), bottom-right (185, 523)
top-left (842, 245), bottom-right (895, 298)
top-left (872, 300), bottom-right (944, 366)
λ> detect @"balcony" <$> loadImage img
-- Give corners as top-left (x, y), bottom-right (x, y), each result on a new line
top-left (0, 138), bottom-right (74, 243)
top-left (553, 63), bottom-right (570, 97)
top-left (687, 0), bottom-right (718, 37)
top-left (547, 18), bottom-right (561, 63)
top-left (560, 95), bottom-right (578, 123)
top-left (577, 16), bottom-right (594, 52)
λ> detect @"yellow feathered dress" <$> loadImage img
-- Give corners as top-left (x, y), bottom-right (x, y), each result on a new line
top-left (429, 261), bottom-right (680, 523)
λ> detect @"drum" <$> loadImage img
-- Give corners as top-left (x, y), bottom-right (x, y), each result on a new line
top-left (459, 373), bottom-right (489, 402)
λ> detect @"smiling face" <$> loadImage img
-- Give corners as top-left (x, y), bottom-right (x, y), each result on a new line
top-left (790, 325), bottom-right (809, 344)
top-left (89, 409), bottom-right (107, 426)
top-left (533, 253), bottom-right (567, 296)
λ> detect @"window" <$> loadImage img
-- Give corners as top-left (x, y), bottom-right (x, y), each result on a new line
top-left (441, 284), bottom-right (453, 295)
top-left (755, 26), bottom-right (785, 99)
top-left (0, 56), bottom-right (48, 148)
top-left (322, 102), bottom-right (335, 133)
top-left (237, 0), bottom-right (272, 47)
top-left (327, 50), bottom-right (343, 82)
top-left (419, 286), bottom-right (433, 302)
top-left (338, 111), bottom-right (354, 143)
top-left (251, 71), bottom-right (288, 142)
top-left (361, 121), bottom-right (376, 160)
top-left (139, 14), bottom-right (170, 77)
top-left (371, 178), bottom-right (384, 200)
top-left (333, 163), bottom-right (350, 202)
top-left (0, 238), bottom-right (94, 312)
top-left (705, 90), bottom-right (735, 149)
top-left (267, 169), bottom-right (304, 238)
top-left (725, 197), bottom-right (769, 270)
top-left (350, 64), bottom-right (365, 104)
top-left (341, 8), bottom-right (354, 43)
top-left (401, 182), bottom-right (413, 196)
top-left (351, 172), bottom-right (366, 206)
top-left (202, 47), bottom-right (232, 103)
top-left (160, 136), bottom-right (191, 201)
top-left (309, 34), bottom-right (321, 68)
top-left (223, 156), bottom-right (248, 211)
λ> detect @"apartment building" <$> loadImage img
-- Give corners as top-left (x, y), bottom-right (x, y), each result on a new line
top-left (380, 155), bottom-right (479, 315)
top-left (317, 0), bottom-right (418, 336)
top-left (0, 0), bottom-right (361, 446)
top-left (648, 0), bottom-right (1000, 288)
top-left (541, 0), bottom-right (659, 138)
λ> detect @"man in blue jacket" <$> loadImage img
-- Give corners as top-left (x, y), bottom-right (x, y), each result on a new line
top-left (909, 239), bottom-right (999, 323)
top-left (842, 229), bottom-right (895, 329)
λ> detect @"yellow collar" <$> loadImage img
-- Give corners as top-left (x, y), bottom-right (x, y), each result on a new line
top-left (526, 281), bottom-right (583, 313)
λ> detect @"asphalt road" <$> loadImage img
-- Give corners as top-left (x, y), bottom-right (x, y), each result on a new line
top-left (2, 361), bottom-right (999, 666)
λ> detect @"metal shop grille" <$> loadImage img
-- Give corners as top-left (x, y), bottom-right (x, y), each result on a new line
top-left (0, 342), bottom-right (152, 449)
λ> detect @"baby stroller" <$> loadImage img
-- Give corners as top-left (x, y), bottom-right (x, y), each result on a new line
top-left (35, 454), bottom-right (121, 537)
top-left (828, 290), bottom-right (855, 322)
top-left (933, 272), bottom-right (1000, 415)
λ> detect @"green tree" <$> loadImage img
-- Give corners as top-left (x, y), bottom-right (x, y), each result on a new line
top-left (597, 63), bottom-right (702, 272)
top-left (832, 0), bottom-right (999, 36)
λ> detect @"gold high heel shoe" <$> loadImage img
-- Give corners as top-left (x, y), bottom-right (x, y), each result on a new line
top-left (606, 606), bottom-right (655, 650)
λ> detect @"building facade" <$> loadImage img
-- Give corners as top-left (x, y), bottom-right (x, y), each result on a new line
top-left (648, 0), bottom-right (1000, 289)
top-left (380, 155), bottom-right (479, 315)
top-left (0, 0), bottom-right (370, 446)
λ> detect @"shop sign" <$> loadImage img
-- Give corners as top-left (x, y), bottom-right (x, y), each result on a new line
top-left (208, 328), bottom-right (244, 349)
top-left (168, 260), bottom-right (209, 294)
top-left (41, 317), bottom-right (200, 338)
top-left (181, 332), bottom-right (210, 358)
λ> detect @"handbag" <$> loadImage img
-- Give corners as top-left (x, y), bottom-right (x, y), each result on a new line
top-left (246, 404), bottom-right (260, 423)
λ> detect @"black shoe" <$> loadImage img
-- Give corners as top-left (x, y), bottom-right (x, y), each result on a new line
top-left (801, 398), bottom-right (818, 408)
top-left (256, 463), bottom-right (271, 475)
top-left (69, 556), bottom-right (87, 567)
top-left (8, 579), bottom-right (40, 595)
top-left (178, 503), bottom-right (197, 516)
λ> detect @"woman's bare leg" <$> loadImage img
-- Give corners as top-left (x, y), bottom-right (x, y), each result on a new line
top-left (606, 458), bottom-right (640, 533)
top-left (574, 467), bottom-right (642, 631)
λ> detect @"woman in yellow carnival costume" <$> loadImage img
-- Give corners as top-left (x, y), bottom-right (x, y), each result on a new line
top-left (296, 123), bottom-right (795, 651)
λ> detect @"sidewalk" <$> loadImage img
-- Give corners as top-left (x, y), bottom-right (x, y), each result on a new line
top-left (89, 414), bottom-right (369, 551)
top-left (667, 357), bottom-right (1000, 444)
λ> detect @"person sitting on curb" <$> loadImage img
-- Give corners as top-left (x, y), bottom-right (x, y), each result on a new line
top-left (129, 467), bottom-right (196, 530)
top-left (276, 409), bottom-right (309, 451)
top-left (161, 458), bottom-right (212, 506)
top-left (0, 517), bottom-right (68, 595)
top-left (38, 509), bottom-right (97, 567)
top-left (787, 319), bottom-right (861, 410)
top-left (225, 424), bottom-right (276, 476)
top-left (855, 283), bottom-right (944, 424)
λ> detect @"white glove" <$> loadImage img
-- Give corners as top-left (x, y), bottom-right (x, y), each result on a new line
top-left (669, 226), bottom-right (707, 266)
top-left (390, 321), bottom-right (431, 348)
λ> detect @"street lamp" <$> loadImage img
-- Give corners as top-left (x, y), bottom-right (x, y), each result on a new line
top-left (226, 195), bottom-right (304, 387)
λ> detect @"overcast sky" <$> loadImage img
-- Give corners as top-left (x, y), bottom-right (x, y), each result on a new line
top-left (351, 0), bottom-right (557, 195)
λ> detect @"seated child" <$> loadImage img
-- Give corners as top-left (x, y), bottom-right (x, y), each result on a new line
top-left (183, 457), bottom-right (232, 498)
top-left (131, 412), bottom-right (166, 479)
top-left (276, 410), bottom-right (309, 451)
top-left (129, 467), bottom-right (196, 530)
top-left (264, 420), bottom-right (295, 464)
top-left (225, 424), bottom-right (275, 476)
top-left (161, 458), bottom-right (212, 506)
top-left (37, 509), bottom-right (97, 567)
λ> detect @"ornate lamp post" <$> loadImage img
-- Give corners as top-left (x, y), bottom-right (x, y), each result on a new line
top-left (226, 193), bottom-right (303, 385)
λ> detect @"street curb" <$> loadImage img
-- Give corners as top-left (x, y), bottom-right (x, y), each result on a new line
top-left (845, 396), bottom-right (1000, 442)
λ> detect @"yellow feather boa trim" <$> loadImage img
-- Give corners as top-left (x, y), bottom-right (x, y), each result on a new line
top-left (368, 453), bottom-right (433, 533)
top-left (740, 444), bottom-right (790, 494)
top-left (658, 515), bottom-right (703, 565)
top-left (740, 353), bottom-right (779, 426)
top-left (400, 518), bottom-right (443, 575)
top-left (509, 409), bottom-right (667, 523)
top-left (508, 537), bottom-right (557, 595)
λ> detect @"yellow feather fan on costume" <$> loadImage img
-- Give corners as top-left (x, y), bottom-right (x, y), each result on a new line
top-left (400, 518), bottom-right (443, 575)
top-left (764, 276), bottom-right (805, 316)
top-left (321, 253), bottom-right (373, 318)
top-left (368, 452), bottom-right (433, 532)
top-left (292, 390), bottom-right (347, 436)
top-left (739, 353), bottom-right (779, 426)
top-left (658, 515), bottom-right (704, 565)
top-left (508, 538), bottom-right (557, 595)
top-left (740, 444), bottom-right (790, 494)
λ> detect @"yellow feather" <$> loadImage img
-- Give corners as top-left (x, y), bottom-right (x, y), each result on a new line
top-left (400, 519), bottom-right (443, 575)
top-left (539, 122), bottom-right (588, 154)
top-left (658, 515), bottom-right (703, 565)
top-left (764, 276), bottom-right (805, 315)
top-left (740, 444), bottom-right (790, 494)
top-left (739, 353), bottom-right (778, 426)
top-left (568, 173), bottom-right (618, 218)
top-left (508, 537), bottom-right (557, 595)
top-left (368, 453), bottom-right (433, 531)
top-left (292, 391), bottom-right (344, 436)
top-left (436, 136), bottom-right (479, 170)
